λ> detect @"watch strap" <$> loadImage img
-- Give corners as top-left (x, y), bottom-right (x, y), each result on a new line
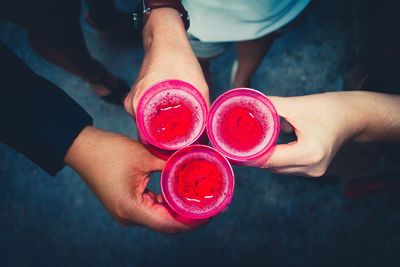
top-left (142, 0), bottom-right (190, 31)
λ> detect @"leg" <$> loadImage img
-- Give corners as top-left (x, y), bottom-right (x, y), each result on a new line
top-left (24, 0), bottom-right (102, 82)
top-left (234, 35), bottom-right (275, 88)
top-left (187, 33), bottom-right (228, 88)
top-left (28, 27), bottom-right (101, 81)
top-left (2, 0), bottom-right (128, 104)
top-left (28, 27), bottom-right (113, 95)
top-left (28, 26), bottom-right (129, 104)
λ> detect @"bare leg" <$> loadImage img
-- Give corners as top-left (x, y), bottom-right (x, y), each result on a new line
top-left (234, 35), bottom-right (275, 88)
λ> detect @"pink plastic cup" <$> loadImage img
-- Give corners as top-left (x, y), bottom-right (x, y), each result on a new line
top-left (207, 88), bottom-right (280, 166)
top-left (136, 79), bottom-right (208, 160)
top-left (161, 145), bottom-right (235, 221)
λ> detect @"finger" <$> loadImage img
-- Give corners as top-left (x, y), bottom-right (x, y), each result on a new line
top-left (137, 191), bottom-right (208, 234)
top-left (263, 142), bottom-right (308, 169)
top-left (199, 89), bottom-right (211, 107)
top-left (123, 92), bottom-right (136, 120)
top-left (268, 166), bottom-right (312, 177)
top-left (268, 96), bottom-right (299, 136)
top-left (269, 165), bottom-right (326, 178)
top-left (156, 193), bottom-right (164, 203)
top-left (137, 143), bottom-right (166, 172)
top-left (151, 157), bottom-right (166, 172)
top-left (268, 96), bottom-right (295, 118)
top-left (143, 189), bottom-right (160, 203)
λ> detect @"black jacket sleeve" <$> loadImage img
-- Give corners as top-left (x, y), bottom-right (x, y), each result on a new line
top-left (0, 41), bottom-right (93, 176)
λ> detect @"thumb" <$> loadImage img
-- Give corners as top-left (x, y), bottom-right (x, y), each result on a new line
top-left (268, 95), bottom-right (294, 118)
top-left (263, 141), bottom-right (306, 169)
top-left (149, 156), bottom-right (166, 172)
top-left (139, 143), bottom-right (166, 172)
top-left (138, 192), bottom-right (208, 234)
top-left (264, 96), bottom-right (307, 169)
top-left (123, 90), bottom-right (136, 120)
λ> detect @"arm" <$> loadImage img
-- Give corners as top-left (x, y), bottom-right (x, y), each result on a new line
top-left (263, 91), bottom-right (400, 177)
top-left (64, 126), bottom-right (202, 233)
top-left (0, 42), bottom-right (202, 233)
top-left (124, 8), bottom-right (209, 117)
top-left (0, 41), bottom-right (92, 176)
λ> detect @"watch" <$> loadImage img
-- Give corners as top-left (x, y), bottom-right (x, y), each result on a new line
top-left (133, 0), bottom-right (190, 33)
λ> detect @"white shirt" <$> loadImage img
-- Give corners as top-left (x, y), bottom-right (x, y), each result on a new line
top-left (183, 0), bottom-right (311, 42)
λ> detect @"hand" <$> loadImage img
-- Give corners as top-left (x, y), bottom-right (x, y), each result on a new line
top-left (64, 126), bottom-right (204, 233)
top-left (264, 91), bottom-right (400, 177)
top-left (263, 92), bottom-right (368, 177)
top-left (124, 8), bottom-right (209, 118)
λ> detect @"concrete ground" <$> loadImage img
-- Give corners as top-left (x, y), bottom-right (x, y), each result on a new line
top-left (1, 0), bottom-right (400, 266)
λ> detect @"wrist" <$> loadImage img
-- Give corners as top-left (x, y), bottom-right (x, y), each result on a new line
top-left (143, 8), bottom-right (186, 49)
top-left (334, 91), bottom-right (371, 143)
top-left (64, 126), bottom-right (106, 173)
top-left (350, 91), bottom-right (400, 142)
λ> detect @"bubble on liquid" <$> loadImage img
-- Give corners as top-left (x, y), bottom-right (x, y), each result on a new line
top-left (211, 95), bottom-right (276, 157)
top-left (166, 150), bottom-right (232, 216)
top-left (143, 88), bottom-right (204, 149)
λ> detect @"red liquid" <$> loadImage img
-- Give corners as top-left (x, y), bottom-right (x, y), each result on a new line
top-left (149, 100), bottom-right (194, 144)
top-left (219, 106), bottom-right (264, 151)
top-left (174, 158), bottom-right (223, 208)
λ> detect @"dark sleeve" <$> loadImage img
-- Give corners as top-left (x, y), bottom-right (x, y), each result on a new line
top-left (0, 41), bottom-right (93, 176)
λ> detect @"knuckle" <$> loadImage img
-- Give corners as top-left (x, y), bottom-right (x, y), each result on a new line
top-left (112, 201), bottom-right (135, 224)
top-left (123, 94), bottom-right (131, 112)
top-left (132, 91), bottom-right (142, 107)
top-left (306, 145), bottom-right (326, 166)
top-left (307, 166), bottom-right (327, 178)
top-left (113, 211), bottom-right (129, 225)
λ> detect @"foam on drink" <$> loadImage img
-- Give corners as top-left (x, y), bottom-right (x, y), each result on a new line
top-left (161, 145), bottom-right (234, 219)
top-left (207, 88), bottom-right (280, 165)
top-left (136, 80), bottom-right (208, 159)
top-left (212, 95), bottom-right (275, 157)
top-left (143, 89), bottom-right (203, 149)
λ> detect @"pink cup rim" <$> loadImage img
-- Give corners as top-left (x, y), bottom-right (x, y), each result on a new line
top-left (161, 144), bottom-right (235, 220)
top-left (207, 88), bottom-right (280, 163)
top-left (136, 79), bottom-right (208, 151)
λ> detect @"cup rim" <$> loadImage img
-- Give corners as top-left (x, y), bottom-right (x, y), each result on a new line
top-left (136, 79), bottom-right (208, 151)
top-left (161, 144), bottom-right (235, 220)
top-left (206, 88), bottom-right (280, 163)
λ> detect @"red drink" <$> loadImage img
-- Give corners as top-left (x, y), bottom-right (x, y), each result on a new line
top-left (207, 88), bottom-right (280, 166)
top-left (136, 80), bottom-right (208, 159)
top-left (175, 158), bottom-right (223, 207)
top-left (161, 145), bottom-right (234, 220)
top-left (145, 91), bottom-right (198, 147)
top-left (219, 106), bottom-right (264, 151)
